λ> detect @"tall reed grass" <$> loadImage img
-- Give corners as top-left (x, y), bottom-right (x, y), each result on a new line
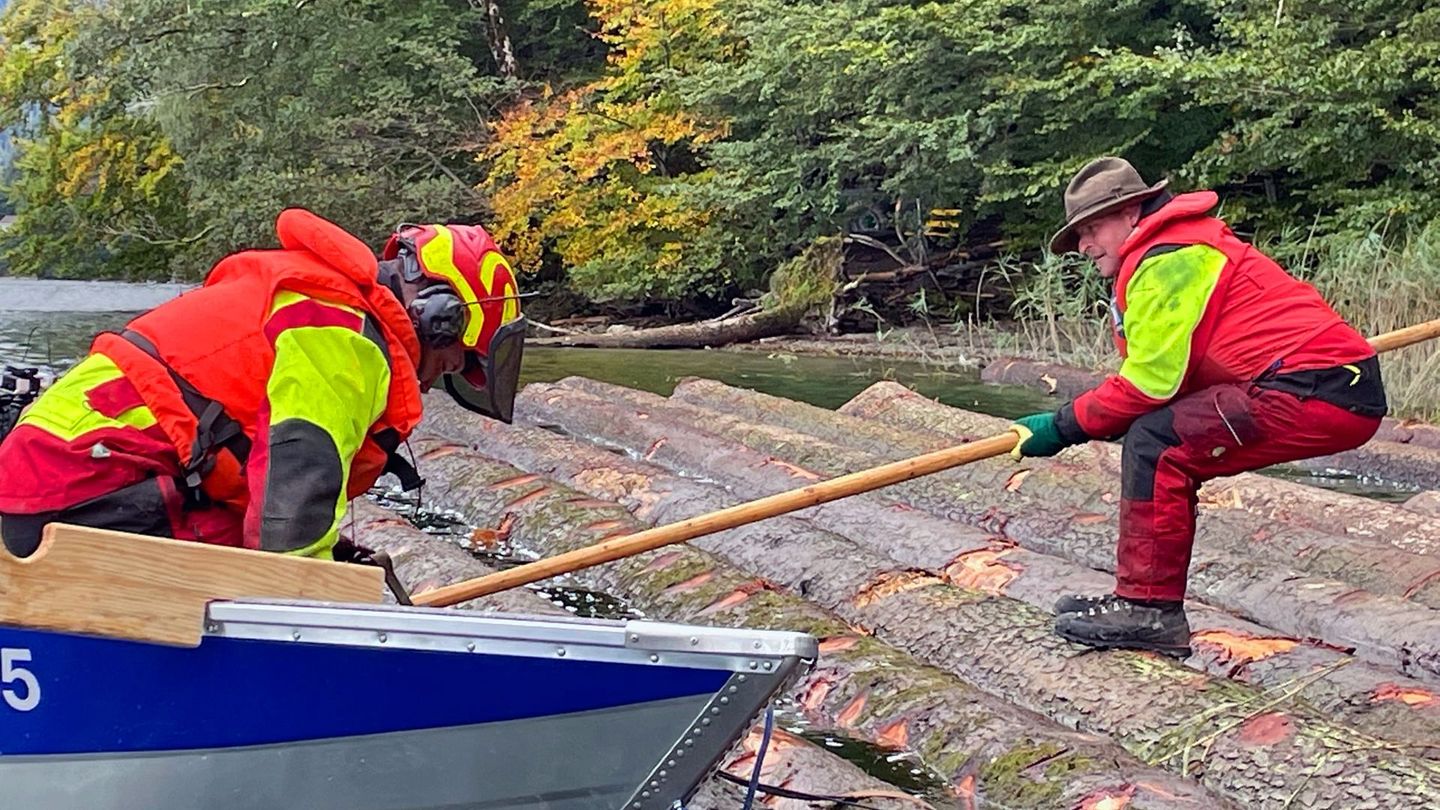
top-left (996, 221), bottom-right (1440, 420)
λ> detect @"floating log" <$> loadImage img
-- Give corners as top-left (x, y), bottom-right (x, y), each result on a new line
top-left (343, 499), bottom-right (565, 615)
top-left (415, 413), bottom-right (1440, 805)
top-left (1296, 442), bottom-right (1440, 490)
top-left (1406, 492), bottom-right (1440, 518)
top-left (981, 356), bottom-right (1107, 400)
top-left (833, 381), bottom-right (1440, 564)
top-left (678, 377), bottom-right (1440, 566)
top-left (406, 428), bottom-right (1223, 808)
top-left (531, 306), bottom-right (804, 349)
top-left (429, 398), bottom-right (1440, 755)
top-left (529, 379), bottom-right (1440, 683)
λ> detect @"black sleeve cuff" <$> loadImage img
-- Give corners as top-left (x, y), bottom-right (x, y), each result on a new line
top-left (1054, 402), bottom-right (1092, 445)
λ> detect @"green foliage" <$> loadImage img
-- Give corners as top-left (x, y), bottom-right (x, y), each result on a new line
top-left (107, 0), bottom-right (510, 273)
top-left (0, 0), bottom-right (189, 280)
top-left (3, 0), bottom-right (1439, 313)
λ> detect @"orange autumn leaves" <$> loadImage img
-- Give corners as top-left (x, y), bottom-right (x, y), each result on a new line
top-left (482, 0), bottom-right (736, 299)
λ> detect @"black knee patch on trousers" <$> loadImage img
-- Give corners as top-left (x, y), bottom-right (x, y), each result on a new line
top-left (1122, 407), bottom-right (1181, 502)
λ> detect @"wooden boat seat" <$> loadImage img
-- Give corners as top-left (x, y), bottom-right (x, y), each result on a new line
top-left (0, 523), bottom-right (383, 647)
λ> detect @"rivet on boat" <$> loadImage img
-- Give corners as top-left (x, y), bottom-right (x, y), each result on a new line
top-left (689, 637), bottom-right (699, 646)
top-left (377, 633), bottom-right (387, 644)
top-left (291, 631), bottom-right (301, 641)
top-left (557, 647), bottom-right (567, 657)
top-left (466, 642), bottom-right (476, 652)
top-left (650, 654), bottom-right (659, 662)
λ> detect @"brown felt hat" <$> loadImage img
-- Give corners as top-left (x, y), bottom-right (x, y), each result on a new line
top-left (1049, 157), bottom-right (1169, 254)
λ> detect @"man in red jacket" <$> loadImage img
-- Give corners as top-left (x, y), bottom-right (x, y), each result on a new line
top-left (0, 209), bottom-right (526, 560)
top-left (1009, 157), bottom-right (1386, 656)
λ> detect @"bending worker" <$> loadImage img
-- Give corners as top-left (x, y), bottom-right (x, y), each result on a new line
top-left (1009, 157), bottom-right (1386, 656)
top-left (0, 208), bottom-right (525, 559)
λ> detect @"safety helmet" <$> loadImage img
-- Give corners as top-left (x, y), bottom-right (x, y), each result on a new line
top-left (382, 223), bottom-right (527, 423)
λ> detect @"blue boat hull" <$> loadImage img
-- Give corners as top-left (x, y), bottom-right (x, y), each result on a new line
top-left (0, 601), bottom-right (815, 808)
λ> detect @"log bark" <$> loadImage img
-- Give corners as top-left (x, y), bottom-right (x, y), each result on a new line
top-left (532, 306), bottom-right (805, 349)
top-left (697, 730), bottom-right (935, 810)
top-left (343, 499), bottom-right (565, 615)
top-left (1296, 441), bottom-right (1440, 490)
top-left (430, 398), bottom-right (1440, 756)
top-left (529, 378), bottom-right (1440, 684)
top-left (981, 356), bottom-right (1106, 400)
top-left (406, 429), bottom-right (1223, 808)
top-left (414, 417), bottom-right (1440, 805)
top-left (672, 377), bottom-right (1440, 568)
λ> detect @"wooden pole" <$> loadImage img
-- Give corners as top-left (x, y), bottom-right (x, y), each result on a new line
top-left (412, 316), bottom-right (1440, 607)
top-left (1367, 316), bottom-right (1440, 353)
top-left (412, 435), bottom-right (1016, 605)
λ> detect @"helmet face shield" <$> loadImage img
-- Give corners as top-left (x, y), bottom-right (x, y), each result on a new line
top-left (442, 316), bottom-right (526, 423)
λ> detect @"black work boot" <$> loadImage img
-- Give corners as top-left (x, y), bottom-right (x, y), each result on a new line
top-left (1054, 593), bottom-right (1109, 615)
top-left (1054, 595), bottom-right (1191, 657)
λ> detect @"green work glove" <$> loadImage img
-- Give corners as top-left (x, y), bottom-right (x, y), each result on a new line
top-left (1009, 411), bottom-right (1069, 460)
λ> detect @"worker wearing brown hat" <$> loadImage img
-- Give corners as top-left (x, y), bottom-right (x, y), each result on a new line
top-left (1009, 157), bottom-right (1386, 656)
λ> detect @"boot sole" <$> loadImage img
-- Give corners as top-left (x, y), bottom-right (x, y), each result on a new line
top-left (1056, 628), bottom-right (1191, 659)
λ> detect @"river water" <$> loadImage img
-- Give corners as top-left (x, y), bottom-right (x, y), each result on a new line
top-left (0, 279), bottom-right (1408, 501)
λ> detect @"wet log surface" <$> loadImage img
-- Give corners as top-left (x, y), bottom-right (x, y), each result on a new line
top-left (537, 378), bottom-right (1440, 684)
top-left (341, 499), bottom-right (564, 615)
top-left (407, 427), bottom-right (1223, 809)
top-left (676, 377), bottom-right (1440, 586)
top-left (422, 403), bottom-right (1440, 806)
top-left (694, 729), bottom-right (927, 810)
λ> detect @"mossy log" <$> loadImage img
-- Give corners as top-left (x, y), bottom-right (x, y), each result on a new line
top-left (521, 379), bottom-right (1440, 685)
top-left (675, 377), bottom-right (1440, 592)
top-left (414, 415), bottom-right (1440, 806)
top-left (406, 430), bottom-right (1222, 808)
top-left (430, 399), bottom-right (1440, 755)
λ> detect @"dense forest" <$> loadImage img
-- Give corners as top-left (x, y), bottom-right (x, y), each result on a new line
top-left (0, 0), bottom-right (1437, 324)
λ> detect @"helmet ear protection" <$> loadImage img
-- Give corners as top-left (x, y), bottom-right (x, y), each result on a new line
top-left (390, 232), bottom-right (467, 349)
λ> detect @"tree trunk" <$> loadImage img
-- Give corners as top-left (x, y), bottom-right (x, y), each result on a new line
top-left (829, 380), bottom-right (1440, 560)
top-left (470, 0), bottom-right (518, 78)
top-left (429, 397), bottom-right (1440, 756)
top-left (412, 419), bottom-right (1440, 805)
top-left (522, 379), bottom-right (1440, 683)
top-left (981, 356), bottom-right (1106, 400)
top-left (1295, 441), bottom-right (1440, 490)
top-left (531, 306), bottom-right (805, 349)
top-left (406, 429), bottom-right (1223, 808)
top-left (672, 377), bottom-right (1440, 566)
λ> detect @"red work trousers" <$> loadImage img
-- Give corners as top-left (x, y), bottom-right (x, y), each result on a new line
top-left (1115, 383), bottom-right (1381, 601)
